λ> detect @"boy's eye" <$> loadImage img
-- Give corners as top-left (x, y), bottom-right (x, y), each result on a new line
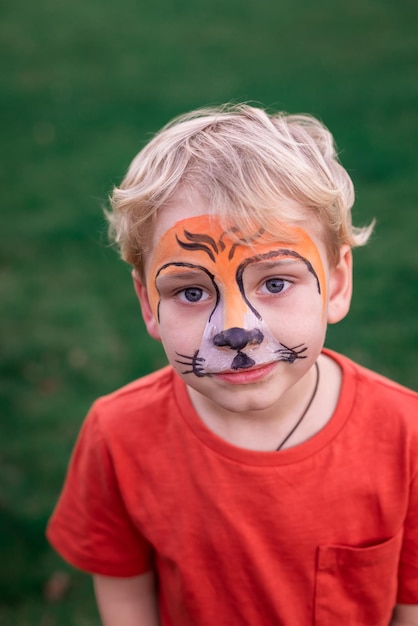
top-left (178, 287), bottom-right (208, 303)
top-left (260, 278), bottom-right (290, 294)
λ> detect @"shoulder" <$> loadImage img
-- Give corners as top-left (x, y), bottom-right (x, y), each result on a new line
top-left (89, 366), bottom-right (179, 437)
top-left (326, 348), bottom-right (418, 404)
top-left (324, 350), bottom-right (418, 480)
top-left (326, 348), bottom-right (418, 433)
top-left (353, 356), bottom-right (417, 407)
top-left (97, 365), bottom-right (175, 407)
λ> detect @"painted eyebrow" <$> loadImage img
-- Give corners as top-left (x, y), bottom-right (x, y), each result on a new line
top-left (156, 269), bottom-right (209, 283)
top-left (244, 258), bottom-right (309, 271)
top-left (154, 262), bottom-right (219, 322)
top-left (155, 263), bottom-right (214, 283)
top-left (238, 250), bottom-right (321, 294)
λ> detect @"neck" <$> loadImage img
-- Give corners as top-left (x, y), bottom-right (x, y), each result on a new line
top-left (186, 362), bottom-right (322, 452)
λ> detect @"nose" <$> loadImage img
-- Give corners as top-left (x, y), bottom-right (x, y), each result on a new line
top-left (213, 327), bottom-right (264, 351)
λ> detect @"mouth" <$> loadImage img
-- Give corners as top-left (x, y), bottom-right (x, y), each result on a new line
top-left (212, 361), bottom-right (278, 385)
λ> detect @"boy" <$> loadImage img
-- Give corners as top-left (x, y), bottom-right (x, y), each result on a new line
top-left (47, 104), bottom-right (418, 625)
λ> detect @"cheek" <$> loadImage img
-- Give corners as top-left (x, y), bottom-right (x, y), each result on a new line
top-left (157, 305), bottom-right (207, 348)
top-left (260, 289), bottom-right (325, 338)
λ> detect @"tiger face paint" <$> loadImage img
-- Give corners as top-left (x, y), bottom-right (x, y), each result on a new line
top-left (145, 214), bottom-right (327, 379)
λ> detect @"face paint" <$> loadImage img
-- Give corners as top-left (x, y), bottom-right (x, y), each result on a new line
top-left (146, 215), bottom-right (326, 377)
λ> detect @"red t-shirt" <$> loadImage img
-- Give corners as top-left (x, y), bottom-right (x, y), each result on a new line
top-left (47, 350), bottom-right (418, 625)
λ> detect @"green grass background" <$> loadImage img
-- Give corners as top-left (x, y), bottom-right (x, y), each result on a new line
top-left (1, 0), bottom-right (417, 622)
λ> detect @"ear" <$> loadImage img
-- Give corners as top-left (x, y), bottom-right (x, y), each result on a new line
top-left (132, 270), bottom-right (161, 341)
top-left (327, 245), bottom-right (353, 324)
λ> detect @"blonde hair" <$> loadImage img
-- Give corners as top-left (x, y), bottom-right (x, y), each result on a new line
top-left (108, 104), bottom-right (373, 274)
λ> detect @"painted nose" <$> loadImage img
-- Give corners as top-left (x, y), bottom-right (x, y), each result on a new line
top-left (213, 327), bottom-right (264, 351)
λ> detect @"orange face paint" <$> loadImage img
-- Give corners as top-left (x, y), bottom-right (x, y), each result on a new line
top-left (147, 214), bottom-right (326, 322)
top-left (146, 214), bottom-right (327, 375)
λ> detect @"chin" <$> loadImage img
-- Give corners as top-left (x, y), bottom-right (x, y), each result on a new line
top-left (203, 384), bottom-right (280, 416)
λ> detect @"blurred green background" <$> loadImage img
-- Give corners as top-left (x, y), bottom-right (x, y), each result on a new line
top-left (1, 0), bottom-right (417, 622)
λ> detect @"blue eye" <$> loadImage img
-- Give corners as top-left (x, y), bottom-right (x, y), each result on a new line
top-left (182, 287), bottom-right (204, 302)
top-left (264, 278), bottom-right (286, 293)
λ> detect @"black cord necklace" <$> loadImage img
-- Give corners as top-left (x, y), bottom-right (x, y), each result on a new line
top-left (277, 361), bottom-right (320, 451)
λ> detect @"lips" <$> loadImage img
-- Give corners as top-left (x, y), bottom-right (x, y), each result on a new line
top-left (213, 361), bottom-right (278, 384)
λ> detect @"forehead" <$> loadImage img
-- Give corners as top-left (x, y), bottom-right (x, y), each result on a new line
top-left (148, 214), bottom-right (324, 271)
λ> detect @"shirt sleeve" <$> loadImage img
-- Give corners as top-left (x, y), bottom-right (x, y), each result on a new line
top-left (46, 405), bottom-right (153, 577)
top-left (397, 467), bottom-right (418, 603)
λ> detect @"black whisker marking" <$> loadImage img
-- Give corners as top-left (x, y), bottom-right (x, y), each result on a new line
top-left (276, 343), bottom-right (308, 363)
top-left (175, 353), bottom-right (205, 362)
top-left (175, 351), bottom-right (207, 377)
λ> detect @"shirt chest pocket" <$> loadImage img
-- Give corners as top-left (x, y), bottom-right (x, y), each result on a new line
top-left (314, 530), bottom-right (403, 626)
